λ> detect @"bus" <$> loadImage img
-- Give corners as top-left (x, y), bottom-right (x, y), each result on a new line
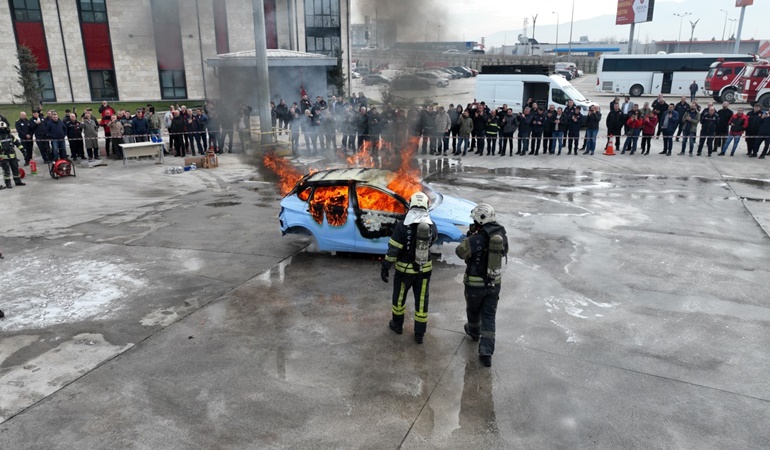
top-left (596, 53), bottom-right (757, 98)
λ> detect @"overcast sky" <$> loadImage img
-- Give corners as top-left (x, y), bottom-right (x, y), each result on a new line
top-left (352, 0), bottom-right (770, 44)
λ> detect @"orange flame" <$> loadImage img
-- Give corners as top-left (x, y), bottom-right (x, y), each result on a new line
top-left (387, 138), bottom-right (423, 201)
top-left (309, 186), bottom-right (349, 226)
top-left (346, 140), bottom-right (375, 168)
top-left (263, 152), bottom-right (303, 196)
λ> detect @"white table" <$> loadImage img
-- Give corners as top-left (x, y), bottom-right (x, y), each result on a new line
top-left (119, 142), bottom-right (164, 165)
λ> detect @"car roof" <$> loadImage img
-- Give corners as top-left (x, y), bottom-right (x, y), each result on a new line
top-left (304, 168), bottom-right (394, 187)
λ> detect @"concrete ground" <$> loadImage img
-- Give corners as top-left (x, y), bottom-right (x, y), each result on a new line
top-left (1, 80), bottom-right (770, 449)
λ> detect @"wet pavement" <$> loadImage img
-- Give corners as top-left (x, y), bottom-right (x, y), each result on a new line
top-left (1, 141), bottom-right (770, 448)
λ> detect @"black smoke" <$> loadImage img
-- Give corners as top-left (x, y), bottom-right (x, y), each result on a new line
top-left (356, 0), bottom-right (450, 42)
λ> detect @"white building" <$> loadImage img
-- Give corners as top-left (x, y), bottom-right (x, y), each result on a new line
top-left (0, 0), bottom-right (351, 103)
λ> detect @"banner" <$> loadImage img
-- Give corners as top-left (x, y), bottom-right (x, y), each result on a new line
top-left (736, 0), bottom-right (753, 6)
top-left (616, 0), bottom-right (656, 25)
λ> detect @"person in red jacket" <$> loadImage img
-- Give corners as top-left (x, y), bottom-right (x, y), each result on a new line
top-left (720, 108), bottom-right (748, 156)
top-left (98, 101), bottom-right (115, 157)
top-left (640, 112), bottom-right (658, 155)
top-left (621, 110), bottom-right (644, 155)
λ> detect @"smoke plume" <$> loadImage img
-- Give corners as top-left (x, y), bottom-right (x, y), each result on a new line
top-left (356, 0), bottom-right (450, 42)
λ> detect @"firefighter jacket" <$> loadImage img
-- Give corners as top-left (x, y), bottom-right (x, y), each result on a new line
top-left (383, 219), bottom-right (438, 274)
top-left (455, 222), bottom-right (509, 287)
top-left (0, 135), bottom-right (23, 160)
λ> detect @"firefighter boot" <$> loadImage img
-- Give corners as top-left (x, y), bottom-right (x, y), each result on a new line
top-left (388, 320), bottom-right (403, 335)
top-left (14, 177), bottom-right (25, 186)
top-left (5, 179), bottom-right (12, 189)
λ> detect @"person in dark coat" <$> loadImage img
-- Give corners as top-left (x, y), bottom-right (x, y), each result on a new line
top-left (605, 103), bottom-right (624, 150)
top-left (715, 102), bottom-right (733, 150)
top-left (753, 110), bottom-right (770, 158)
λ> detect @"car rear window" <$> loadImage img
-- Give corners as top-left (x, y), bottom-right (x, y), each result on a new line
top-left (356, 186), bottom-right (406, 214)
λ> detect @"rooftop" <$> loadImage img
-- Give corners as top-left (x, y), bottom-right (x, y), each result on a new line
top-left (206, 49), bottom-right (337, 68)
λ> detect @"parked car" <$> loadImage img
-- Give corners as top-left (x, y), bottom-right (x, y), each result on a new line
top-left (363, 74), bottom-right (390, 86)
top-left (279, 168), bottom-right (476, 254)
top-left (449, 66), bottom-right (473, 78)
top-left (351, 71), bottom-right (360, 79)
top-left (469, 68), bottom-right (478, 76)
top-left (555, 69), bottom-right (573, 81)
top-left (442, 48), bottom-right (460, 54)
top-left (415, 72), bottom-right (450, 87)
top-left (391, 75), bottom-right (431, 90)
top-left (438, 68), bottom-right (462, 79)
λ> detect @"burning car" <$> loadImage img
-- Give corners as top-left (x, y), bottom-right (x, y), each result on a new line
top-left (278, 168), bottom-right (476, 254)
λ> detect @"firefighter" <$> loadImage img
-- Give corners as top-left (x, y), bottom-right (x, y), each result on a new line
top-left (381, 192), bottom-right (438, 344)
top-left (455, 204), bottom-right (508, 367)
top-left (0, 121), bottom-right (27, 190)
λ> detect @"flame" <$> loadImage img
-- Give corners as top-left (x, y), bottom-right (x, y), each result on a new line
top-left (309, 186), bottom-right (349, 226)
top-left (263, 152), bottom-right (303, 196)
top-left (346, 140), bottom-right (376, 168)
top-left (357, 186), bottom-right (406, 214)
top-left (387, 138), bottom-right (423, 201)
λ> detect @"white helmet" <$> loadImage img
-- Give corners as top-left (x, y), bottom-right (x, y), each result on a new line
top-left (471, 203), bottom-right (496, 225)
top-left (409, 192), bottom-right (429, 210)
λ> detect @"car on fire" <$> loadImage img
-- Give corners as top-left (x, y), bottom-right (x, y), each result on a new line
top-left (279, 168), bottom-right (476, 254)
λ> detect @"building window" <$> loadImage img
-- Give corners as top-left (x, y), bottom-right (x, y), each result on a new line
top-left (79, 0), bottom-right (107, 23)
top-left (11, 0), bottom-right (42, 22)
top-left (304, 0), bottom-right (341, 57)
top-left (159, 70), bottom-right (187, 99)
top-left (89, 70), bottom-right (117, 100)
top-left (37, 70), bottom-right (55, 101)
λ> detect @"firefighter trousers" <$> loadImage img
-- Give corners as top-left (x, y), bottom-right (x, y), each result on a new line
top-left (391, 270), bottom-right (431, 335)
top-left (1, 158), bottom-right (20, 181)
top-left (464, 284), bottom-right (501, 356)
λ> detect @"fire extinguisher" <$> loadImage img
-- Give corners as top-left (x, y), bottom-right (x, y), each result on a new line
top-left (30, 159), bottom-right (38, 176)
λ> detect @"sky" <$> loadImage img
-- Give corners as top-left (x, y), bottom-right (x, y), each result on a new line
top-left (351, 0), bottom-right (770, 46)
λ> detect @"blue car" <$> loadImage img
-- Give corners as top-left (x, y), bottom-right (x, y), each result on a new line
top-left (279, 168), bottom-right (476, 254)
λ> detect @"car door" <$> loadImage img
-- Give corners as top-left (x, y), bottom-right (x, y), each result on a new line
top-left (307, 184), bottom-right (357, 252)
top-left (351, 184), bottom-right (407, 254)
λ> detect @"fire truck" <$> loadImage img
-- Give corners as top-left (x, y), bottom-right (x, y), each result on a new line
top-left (703, 60), bottom-right (753, 103)
top-left (735, 62), bottom-right (770, 108)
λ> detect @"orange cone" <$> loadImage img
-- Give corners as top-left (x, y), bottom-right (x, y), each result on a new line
top-left (604, 135), bottom-right (616, 156)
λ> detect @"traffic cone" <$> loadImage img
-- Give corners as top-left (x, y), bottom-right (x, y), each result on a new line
top-left (604, 135), bottom-right (616, 156)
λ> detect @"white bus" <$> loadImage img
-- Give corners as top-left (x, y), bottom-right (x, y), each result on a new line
top-left (596, 53), bottom-right (756, 97)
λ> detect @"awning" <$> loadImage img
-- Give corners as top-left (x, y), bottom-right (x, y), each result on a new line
top-left (206, 49), bottom-right (337, 68)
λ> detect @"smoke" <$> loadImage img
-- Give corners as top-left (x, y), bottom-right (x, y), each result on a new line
top-left (355, 0), bottom-right (450, 42)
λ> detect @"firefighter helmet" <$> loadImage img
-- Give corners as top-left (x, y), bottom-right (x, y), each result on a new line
top-left (471, 203), bottom-right (496, 225)
top-left (409, 192), bottom-right (429, 210)
top-left (0, 121), bottom-right (9, 134)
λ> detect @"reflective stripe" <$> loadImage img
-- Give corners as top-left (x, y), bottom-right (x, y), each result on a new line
top-left (384, 255), bottom-right (397, 262)
top-left (414, 279), bottom-right (428, 323)
top-left (392, 282), bottom-right (406, 316)
top-left (481, 331), bottom-right (495, 339)
top-left (388, 238), bottom-right (404, 249)
top-left (395, 261), bottom-right (432, 274)
top-left (464, 274), bottom-right (500, 287)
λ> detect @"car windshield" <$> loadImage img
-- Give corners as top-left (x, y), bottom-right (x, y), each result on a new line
top-left (562, 84), bottom-right (587, 102)
top-left (707, 68), bottom-right (717, 78)
top-left (421, 183), bottom-right (441, 209)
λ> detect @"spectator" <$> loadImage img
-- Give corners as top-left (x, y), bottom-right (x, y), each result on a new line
top-left (621, 110), bottom-right (643, 155)
top-left (456, 110), bottom-right (473, 156)
top-left (689, 81), bottom-right (699, 103)
top-left (605, 103), bottom-right (624, 150)
top-left (15, 111), bottom-right (33, 166)
top-left (679, 103), bottom-right (700, 156)
top-left (195, 108), bottom-right (208, 152)
top-left (45, 111), bottom-right (68, 160)
top-left (288, 105), bottom-right (300, 156)
top-left (275, 99), bottom-right (289, 136)
top-left (567, 108), bottom-right (583, 155)
top-left (67, 113), bottom-right (85, 160)
top-left (108, 115), bottom-right (124, 159)
top-left (659, 104), bottom-right (679, 156)
top-left (31, 111), bottom-right (51, 162)
top-left (516, 107), bottom-right (532, 155)
top-left (752, 110), bottom-right (770, 158)
top-left (715, 102), bottom-right (733, 151)
top-left (302, 109), bottom-right (319, 155)
top-left (435, 106), bottom-right (452, 156)
top-left (132, 110), bottom-right (149, 143)
top-left (82, 111), bottom-right (100, 161)
top-left (640, 111), bottom-right (658, 156)
top-left (147, 106), bottom-right (166, 154)
top-left (583, 105), bottom-right (602, 155)
top-left (745, 104), bottom-right (763, 157)
top-left (553, 107), bottom-right (568, 155)
top-left (169, 110), bottom-right (185, 157)
top-left (207, 109), bottom-right (220, 154)
top-left (673, 96), bottom-right (689, 141)
top-left (720, 107), bottom-right (748, 156)
top-left (698, 106), bottom-right (718, 157)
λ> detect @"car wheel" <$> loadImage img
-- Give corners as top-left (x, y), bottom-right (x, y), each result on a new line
top-left (758, 94), bottom-right (770, 109)
top-left (629, 84), bottom-right (644, 97)
top-left (722, 89), bottom-right (737, 104)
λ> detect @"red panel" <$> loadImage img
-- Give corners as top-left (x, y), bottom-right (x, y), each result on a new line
top-left (14, 22), bottom-right (50, 70)
top-left (265, 0), bottom-right (277, 49)
top-left (213, 0), bottom-right (229, 54)
top-left (81, 23), bottom-right (114, 70)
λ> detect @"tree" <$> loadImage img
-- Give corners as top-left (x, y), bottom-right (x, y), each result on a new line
top-left (14, 46), bottom-right (44, 111)
top-left (328, 48), bottom-right (346, 96)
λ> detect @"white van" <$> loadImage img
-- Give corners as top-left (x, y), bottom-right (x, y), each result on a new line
top-left (475, 67), bottom-right (594, 113)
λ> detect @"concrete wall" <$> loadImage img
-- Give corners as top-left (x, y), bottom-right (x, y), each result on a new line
top-left (107, 0), bottom-right (161, 102)
top-left (226, 0), bottom-right (255, 52)
top-left (40, 0), bottom-right (74, 102)
top-left (180, 0), bottom-right (219, 100)
top-left (53, 0), bottom-right (90, 102)
top-left (0, 1), bottom-right (18, 104)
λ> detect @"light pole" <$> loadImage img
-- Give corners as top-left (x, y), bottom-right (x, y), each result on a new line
top-left (728, 19), bottom-right (737, 40)
top-left (688, 19), bottom-right (700, 53)
top-left (673, 12), bottom-right (691, 52)
top-left (552, 11), bottom-right (559, 56)
top-left (531, 14), bottom-right (538, 56)
top-left (438, 25), bottom-right (441, 42)
top-left (425, 21), bottom-right (428, 43)
top-left (719, 9), bottom-right (728, 46)
top-left (567, 0), bottom-right (575, 58)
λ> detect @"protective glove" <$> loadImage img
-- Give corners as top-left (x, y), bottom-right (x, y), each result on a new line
top-left (381, 267), bottom-right (389, 283)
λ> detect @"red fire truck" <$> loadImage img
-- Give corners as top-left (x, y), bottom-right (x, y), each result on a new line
top-left (703, 60), bottom-right (753, 103)
top-left (735, 62), bottom-right (770, 108)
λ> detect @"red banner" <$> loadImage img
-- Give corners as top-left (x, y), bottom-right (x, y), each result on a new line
top-left (736, 0), bottom-right (754, 6)
top-left (616, 0), bottom-right (655, 26)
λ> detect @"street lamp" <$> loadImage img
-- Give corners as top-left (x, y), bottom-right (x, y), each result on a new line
top-left (728, 18), bottom-right (737, 40)
top-left (688, 19), bottom-right (700, 53)
top-left (719, 9), bottom-right (729, 44)
top-left (567, 0), bottom-right (575, 58)
top-left (425, 21), bottom-right (428, 43)
top-left (673, 12), bottom-right (691, 53)
top-left (438, 25), bottom-right (441, 42)
top-left (552, 11), bottom-right (559, 55)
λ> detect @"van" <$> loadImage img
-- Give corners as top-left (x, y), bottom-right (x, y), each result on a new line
top-left (474, 65), bottom-right (594, 113)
